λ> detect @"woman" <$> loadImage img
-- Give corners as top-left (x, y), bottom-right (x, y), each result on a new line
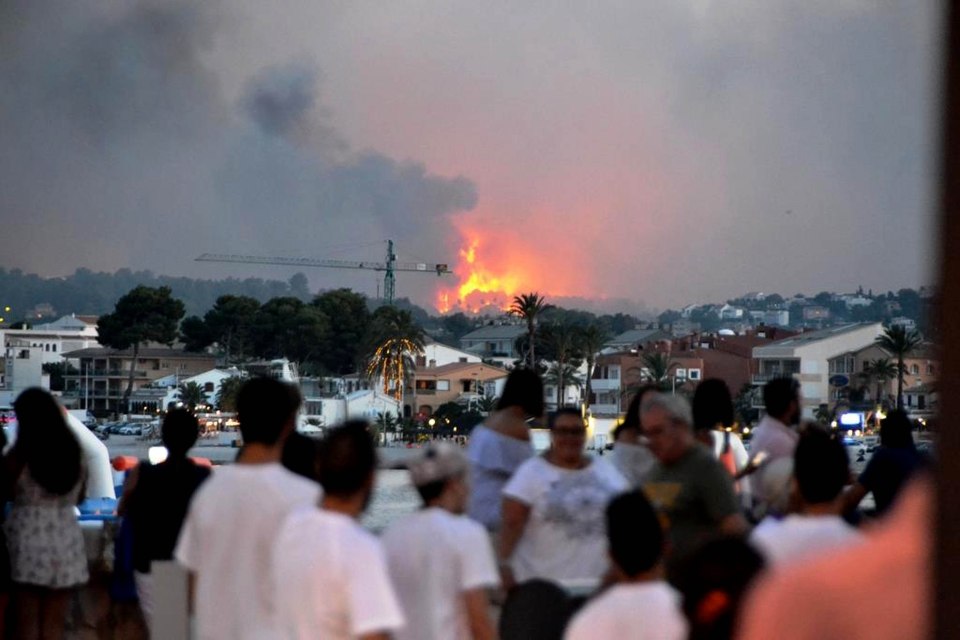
top-left (466, 368), bottom-right (545, 531)
top-left (609, 385), bottom-right (657, 488)
top-left (692, 379), bottom-right (750, 493)
top-left (844, 409), bottom-right (928, 516)
top-left (500, 408), bottom-right (628, 589)
top-left (118, 409), bottom-right (211, 627)
top-left (5, 388), bottom-right (87, 639)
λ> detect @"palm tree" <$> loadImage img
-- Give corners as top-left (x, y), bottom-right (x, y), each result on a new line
top-left (875, 325), bottom-right (922, 409)
top-left (477, 396), bottom-right (498, 414)
top-left (375, 411), bottom-right (398, 434)
top-left (541, 321), bottom-right (583, 406)
top-left (576, 324), bottom-right (609, 415)
top-left (215, 376), bottom-right (244, 412)
top-left (509, 293), bottom-right (549, 368)
top-left (633, 352), bottom-right (676, 392)
top-left (544, 362), bottom-right (584, 407)
top-left (365, 308), bottom-right (426, 405)
top-left (860, 358), bottom-right (898, 407)
top-left (177, 381), bottom-right (205, 411)
top-left (366, 338), bottom-right (423, 404)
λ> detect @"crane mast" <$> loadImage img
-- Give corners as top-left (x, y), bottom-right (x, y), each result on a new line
top-left (195, 240), bottom-right (450, 305)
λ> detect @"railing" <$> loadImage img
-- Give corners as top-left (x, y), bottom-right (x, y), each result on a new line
top-left (65, 370), bottom-right (149, 378)
top-left (752, 373), bottom-right (798, 384)
top-left (590, 379), bottom-right (621, 392)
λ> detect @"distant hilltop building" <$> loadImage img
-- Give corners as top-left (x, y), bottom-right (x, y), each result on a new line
top-left (458, 325), bottom-right (525, 361)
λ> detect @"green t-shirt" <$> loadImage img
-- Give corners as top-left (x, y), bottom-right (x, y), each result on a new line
top-left (643, 444), bottom-right (739, 565)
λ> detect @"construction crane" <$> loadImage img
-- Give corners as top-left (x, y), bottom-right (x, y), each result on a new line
top-left (195, 240), bottom-right (450, 305)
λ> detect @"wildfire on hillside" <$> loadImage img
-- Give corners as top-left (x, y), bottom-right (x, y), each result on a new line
top-left (436, 235), bottom-right (520, 313)
top-left (436, 220), bottom-right (584, 314)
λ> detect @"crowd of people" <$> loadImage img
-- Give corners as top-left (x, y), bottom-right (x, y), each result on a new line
top-left (0, 366), bottom-right (932, 639)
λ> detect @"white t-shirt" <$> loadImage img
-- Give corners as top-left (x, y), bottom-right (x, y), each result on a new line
top-left (174, 463), bottom-right (320, 640)
top-left (503, 456), bottom-right (628, 585)
top-left (564, 582), bottom-right (687, 640)
top-left (382, 507), bottom-right (499, 640)
top-left (610, 442), bottom-right (656, 488)
top-left (750, 514), bottom-right (864, 567)
top-left (273, 508), bottom-right (405, 640)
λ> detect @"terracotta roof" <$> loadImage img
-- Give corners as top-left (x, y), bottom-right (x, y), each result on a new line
top-left (415, 362), bottom-right (508, 380)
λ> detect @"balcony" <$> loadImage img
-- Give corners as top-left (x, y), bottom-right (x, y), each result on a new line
top-left (65, 370), bottom-right (148, 379)
top-left (590, 379), bottom-right (621, 392)
top-left (752, 373), bottom-right (797, 384)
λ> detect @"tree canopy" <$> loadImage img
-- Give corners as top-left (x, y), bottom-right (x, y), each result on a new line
top-left (98, 285), bottom-right (186, 410)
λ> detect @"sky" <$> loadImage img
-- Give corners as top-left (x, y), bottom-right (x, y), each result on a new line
top-left (0, 1), bottom-right (942, 313)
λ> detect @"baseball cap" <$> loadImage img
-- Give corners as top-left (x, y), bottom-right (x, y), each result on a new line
top-left (408, 442), bottom-right (468, 487)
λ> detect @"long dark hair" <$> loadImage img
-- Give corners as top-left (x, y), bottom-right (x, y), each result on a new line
top-left (613, 384), bottom-right (657, 441)
top-left (692, 378), bottom-right (735, 432)
top-left (13, 388), bottom-right (82, 495)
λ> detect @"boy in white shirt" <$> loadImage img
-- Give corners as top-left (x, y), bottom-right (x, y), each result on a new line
top-left (751, 428), bottom-right (863, 566)
top-left (565, 490), bottom-right (687, 640)
top-left (382, 442), bottom-right (499, 640)
top-left (273, 421), bottom-right (404, 640)
top-left (175, 377), bottom-right (320, 640)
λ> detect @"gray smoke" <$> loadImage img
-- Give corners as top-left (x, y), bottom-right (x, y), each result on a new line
top-left (0, 0), bottom-right (476, 305)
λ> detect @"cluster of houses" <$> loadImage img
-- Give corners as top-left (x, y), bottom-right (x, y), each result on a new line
top-left (0, 312), bottom-right (939, 438)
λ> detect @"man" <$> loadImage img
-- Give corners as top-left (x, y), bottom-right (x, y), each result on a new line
top-left (750, 429), bottom-right (863, 566)
top-left (640, 393), bottom-right (747, 575)
top-left (748, 377), bottom-right (801, 511)
top-left (382, 442), bottom-right (498, 640)
top-left (175, 378), bottom-right (320, 640)
top-left (564, 490), bottom-right (687, 640)
top-left (119, 409), bottom-right (211, 628)
top-left (273, 422), bottom-right (404, 639)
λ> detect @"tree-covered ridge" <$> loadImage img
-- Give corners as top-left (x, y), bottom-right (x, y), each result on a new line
top-left (0, 267), bottom-right (312, 318)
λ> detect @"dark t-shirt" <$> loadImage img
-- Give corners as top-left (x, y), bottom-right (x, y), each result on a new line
top-left (859, 447), bottom-right (927, 515)
top-left (643, 444), bottom-right (740, 564)
top-left (129, 459), bottom-right (211, 573)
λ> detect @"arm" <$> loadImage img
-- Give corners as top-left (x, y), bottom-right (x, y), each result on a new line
top-left (842, 482), bottom-right (869, 515)
top-left (499, 497), bottom-right (532, 590)
top-left (116, 464), bottom-right (141, 516)
top-left (463, 588), bottom-right (497, 640)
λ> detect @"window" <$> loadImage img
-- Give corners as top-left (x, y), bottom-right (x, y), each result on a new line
top-left (52, 344), bottom-right (56, 352)
top-left (928, 363), bottom-right (935, 375)
top-left (459, 357), bottom-right (468, 363)
top-left (437, 380), bottom-right (450, 391)
top-left (675, 368), bottom-right (687, 379)
top-left (689, 369), bottom-right (701, 380)
top-left (911, 364), bottom-right (920, 375)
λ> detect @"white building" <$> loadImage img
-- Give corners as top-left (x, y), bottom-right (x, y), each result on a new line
top-left (1, 341), bottom-right (46, 403)
top-left (752, 323), bottom-right (883, 419)
top-left (719, 304), bottom-right (745, 320)
top-left (417, 339), bottom-right (482, 368)
top-left (459, 325), bottom-right (526, 360)
top-left (300, 388), bottom-right (400, 429)
top-left (0, 314), bottom-right (100, 368)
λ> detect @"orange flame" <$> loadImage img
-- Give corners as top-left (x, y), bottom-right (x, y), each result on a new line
top-left (437, 236), bottom-right (524, 313)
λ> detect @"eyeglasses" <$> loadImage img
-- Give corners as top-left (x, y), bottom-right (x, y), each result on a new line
top-left (553, 428), bottom-right (586, 437)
